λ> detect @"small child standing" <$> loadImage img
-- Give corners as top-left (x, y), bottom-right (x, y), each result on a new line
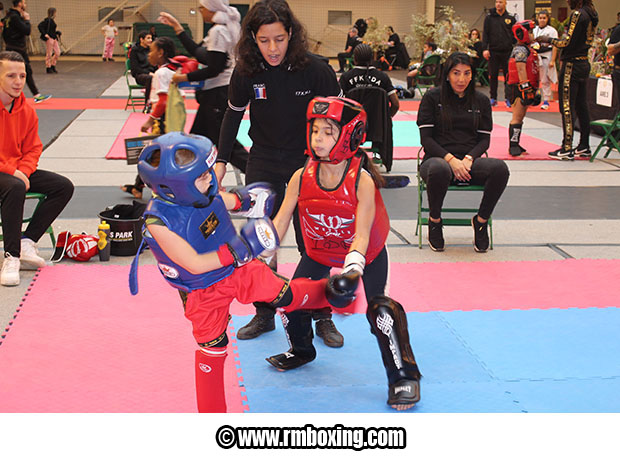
top-left (267, 97), bottom-right (422, 410)
top-left (101, 19), bottom-right (118, 61)
top-left (533, 10), bottom-right (558, 110)
top-left (131, 131), bottom-right (359, 412)
top-left (507, 20), bottom-right (540, 156)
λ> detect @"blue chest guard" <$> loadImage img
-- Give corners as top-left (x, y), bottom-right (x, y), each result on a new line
top-left (130, 195), bottom-right (236, 294)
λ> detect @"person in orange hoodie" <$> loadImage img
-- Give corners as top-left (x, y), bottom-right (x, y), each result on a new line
top-left (0, 51), bottom-right (73, 286)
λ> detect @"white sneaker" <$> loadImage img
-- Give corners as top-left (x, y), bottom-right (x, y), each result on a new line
top-left (20, 238), bottom-right (47, 270)
top-left (1, 253), bottom-right (21, 286)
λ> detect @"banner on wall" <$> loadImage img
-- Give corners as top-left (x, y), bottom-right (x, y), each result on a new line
top-left (507, 0), bottom-right (525, 21)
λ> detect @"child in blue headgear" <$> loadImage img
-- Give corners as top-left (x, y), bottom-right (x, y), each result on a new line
top-left (130, 131), bottom-right (359, 412)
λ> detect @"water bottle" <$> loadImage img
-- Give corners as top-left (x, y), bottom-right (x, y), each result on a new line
top-left (98, 220), bottom-right (111, 261)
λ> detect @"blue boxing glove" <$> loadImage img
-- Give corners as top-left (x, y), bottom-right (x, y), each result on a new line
top-left (218, 218), bottom-right (280, 267)
top-left (230, 182), bottom-right (276, 218)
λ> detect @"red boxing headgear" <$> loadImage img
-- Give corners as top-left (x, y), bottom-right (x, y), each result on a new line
top-left (513, 20), bottom-right (535, 44)
top-left (306, 97), bottom-right (367, 164)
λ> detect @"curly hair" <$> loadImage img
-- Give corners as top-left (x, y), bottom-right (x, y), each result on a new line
top-left (236, 0), bottom-right (309, 76)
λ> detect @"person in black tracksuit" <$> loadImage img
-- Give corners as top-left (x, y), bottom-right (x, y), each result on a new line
top-left (539, 0), bottom-right (599, 160)
top-left (129, 31), bottom-right (156, 103)
top-left (214, 0), bottom-right (343, 344)
top-left (608, 22), bottom-right (620, 109)
top-left (2, 0), bottom-right (44, 99)
top-left (481, 0), bottom-right (516, 106)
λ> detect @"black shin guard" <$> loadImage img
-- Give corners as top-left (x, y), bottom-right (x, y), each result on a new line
top-left (266, 310), bottom-right (316, 371)
top-left (367, 295), bottom-right (421, 405)
top-left (508, 123), bottom-right (526, 156)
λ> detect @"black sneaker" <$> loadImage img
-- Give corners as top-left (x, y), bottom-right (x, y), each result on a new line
top-left (548, 147), bottom-right (574, 161)
top-left (427, 219), bottom-right (444, 251)
top-left (472, 215), bottom-right (489, 253)
top-left (266, 348), bottom-right (316, 371)
top-left (315, 319), bottom-right (344, 348)
top-left (574, 146), bottom-right (592, 158)
top-left (236, 313), bottom-right (275, 340)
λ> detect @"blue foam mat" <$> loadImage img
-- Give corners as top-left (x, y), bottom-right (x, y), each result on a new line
top-left (231, 307), bottom-right (620, 413)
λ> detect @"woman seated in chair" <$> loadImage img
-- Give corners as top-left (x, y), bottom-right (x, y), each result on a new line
top-left (416, 52), bottom-right (510, 253)
top-left (406, 41), bottom-right (438, 93)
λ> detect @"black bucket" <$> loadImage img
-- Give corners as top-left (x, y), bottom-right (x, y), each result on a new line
top-left (98, 206), bottom-right (145, 256)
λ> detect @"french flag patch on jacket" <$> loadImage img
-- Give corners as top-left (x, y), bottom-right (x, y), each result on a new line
top-left (253, 84), bottom-right (267, 99)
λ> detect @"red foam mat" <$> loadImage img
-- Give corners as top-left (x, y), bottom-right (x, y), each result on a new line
top-left (0, 265), bottom-right (246, 413)
top-left (29, 98), bottom-right (200, 111)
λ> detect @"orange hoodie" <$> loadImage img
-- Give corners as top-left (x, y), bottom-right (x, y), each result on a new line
top-left (0, 92), bottom-right (43, 177)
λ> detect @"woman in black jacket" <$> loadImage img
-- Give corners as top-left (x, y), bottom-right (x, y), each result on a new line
top-left (38, 7), bottom-right (60, 73)
top-left (417, 52), bottom-right (509, 253)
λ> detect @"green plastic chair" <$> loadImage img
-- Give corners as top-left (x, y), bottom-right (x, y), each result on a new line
top-left (415, 149), bottom-right (493, 249)
top-left (475, 59), bottom-right (489, 86)
top-left (413, 54), bottom-right (441, 98)
top-left (124, 59), bottom-right (147, 112)
top-left (590, 111), bottom-right (620, 162)
top-left (0, 192), bottom-right (56, 247)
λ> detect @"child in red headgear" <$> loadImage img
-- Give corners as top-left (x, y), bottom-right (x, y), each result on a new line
top-left (266, 96), bottom-right (422, 410)
top-left (507, 20), bottom-right (541, 156)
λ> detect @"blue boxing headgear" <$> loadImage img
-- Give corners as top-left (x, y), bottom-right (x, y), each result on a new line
top-left (138, 132), bottom-right (218, 207)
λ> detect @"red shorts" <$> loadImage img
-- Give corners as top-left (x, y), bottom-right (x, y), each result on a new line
top-left (184, 259), bottom-right (288, 345)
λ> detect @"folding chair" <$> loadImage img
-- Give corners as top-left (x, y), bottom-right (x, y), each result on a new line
top-left (590, 111), bottom-right (620, 162)
top-left (124, 59), bottom-right (147, 112)
top-left (415, 149), bottom-right (493, 249)
top-left (413, 54), bottom-right (441, 98)
top-left (475, 60), bottom-right (489, 87)
top-left (0, 193), bottom-right (56, 247)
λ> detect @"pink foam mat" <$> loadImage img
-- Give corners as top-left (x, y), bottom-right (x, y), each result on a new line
top-left (105, 113), bottom-right (197, 160)
top-left (0, 265), bottom-right (246, 413)
top-left (226, 259), bottom-right (620, 315)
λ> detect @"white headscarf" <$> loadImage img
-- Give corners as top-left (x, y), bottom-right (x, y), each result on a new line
top-left (199, 0), bottom-right (241, 47)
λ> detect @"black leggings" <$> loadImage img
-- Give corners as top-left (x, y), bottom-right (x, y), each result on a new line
top-left (419, 157), bottom-right (509, 220)
top-left (0, 170), bottom-right (74, 256)
top-left (559, 60), bottom-right (591, 150)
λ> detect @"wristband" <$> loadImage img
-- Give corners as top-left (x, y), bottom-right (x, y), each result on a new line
top-left (231, 193), bottom-right (242, 212)
top-left (464, 155), bottom-right (473, 161)
top-left (445, 155), bottom-right (455, 163)
top-left (216, 244), bottom-right (234, 267)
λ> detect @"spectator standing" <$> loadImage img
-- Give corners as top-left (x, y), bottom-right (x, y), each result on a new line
top-left (214, 0), bottom-right (342, 344)
top-left (532, 10), bottom-right (558, 110)
top-left (482, 0), bottom-right (516, 107)
top-left (101, 18), bottom-right (118, 62)
top-left (539, 0), bottom-right (598, 160)
top-left (0, 51), bottom-right (74, 286)
top-left (336, 26), bottom-right (361, 73)
top-left (607, 15), bottom-right (620, 102)
top-left (158, 0), bottom-right (248, 174)
top-left (128, 30), bottom-right (155, 104)
top-left (2, 0), bottom-right (50, 103)
top-left (38, 7), bottom-right (61, 74)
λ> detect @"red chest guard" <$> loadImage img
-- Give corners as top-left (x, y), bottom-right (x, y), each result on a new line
top-left (508, 46), bottom-right (539, 88)
top-left (298, 153), bottom-right (390, 267)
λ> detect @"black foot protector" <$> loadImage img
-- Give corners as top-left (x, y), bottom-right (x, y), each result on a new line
top-left (327, 270), bottom-right (361, 308)
top-left (266, 310), bottom-right (316, 371)
top-left (388, 378), bottom-right (421, 409)
top-left (266, 350), bottom-right (316, 371)
top-left (367, 295), bottom-right (422, 408)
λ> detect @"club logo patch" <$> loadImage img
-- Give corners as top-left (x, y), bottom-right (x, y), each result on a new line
top-left (200, 212), bottom-right (219, 238)
top-left (159, 263), bottom-right (180, 279)
top-left (253, 83), bottom-right (267, 99)
top-left (199, 363), bottom-right (212, 373)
